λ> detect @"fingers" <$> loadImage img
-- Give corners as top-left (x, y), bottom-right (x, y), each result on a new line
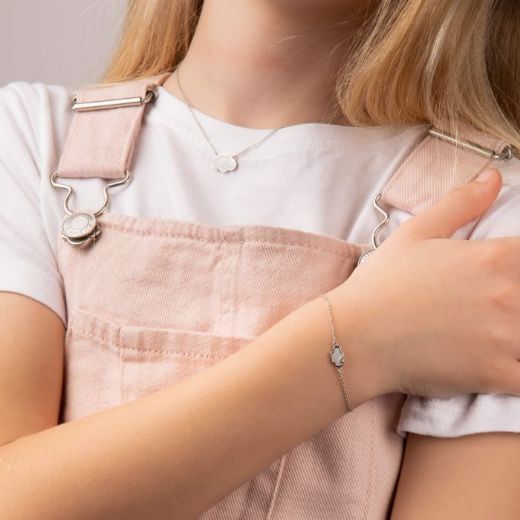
top-left (395, 168), bottom-right (503, 241)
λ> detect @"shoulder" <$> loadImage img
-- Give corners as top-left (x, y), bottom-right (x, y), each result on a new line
top-left (0, 80), bottom-right (72, 125)
top-left (493, 152), bottom-right (520, 189)
top-left (466, 154), bottom-right (520, 239)
top-left (462, 124), bottom-right (520, 238)
top-left (444, 126), bottom-right (520, 239)
top-left (463, 124), bottom-right (520, 191)
top-left (0, 80), bottom-right (75, 178)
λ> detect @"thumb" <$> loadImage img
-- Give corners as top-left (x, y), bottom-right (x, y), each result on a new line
top-left (397, 168), bottom-right (502, 240)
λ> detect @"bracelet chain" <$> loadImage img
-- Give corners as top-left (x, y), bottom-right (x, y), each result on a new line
top-left (320, 294), bottom-right (352, 413)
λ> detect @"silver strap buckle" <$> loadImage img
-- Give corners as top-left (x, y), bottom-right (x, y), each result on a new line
top-left (50, 169), bottom-right (132, 247)
top-left (428, 126), bottom-right (514, 161)
top-left (71, 84), bottom-right (158, 112)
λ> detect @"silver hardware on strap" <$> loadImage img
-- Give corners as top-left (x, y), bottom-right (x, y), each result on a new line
top-left (357, 193), bottom-right (389, 266)
top-left (428, 126), bottom-right (514, 161)
top-left (357, 125), bottom-right (516, 266)
top-left (71, 84), bottom-right (158, 112)
top-left (50, 169), bottom-right (132, 247)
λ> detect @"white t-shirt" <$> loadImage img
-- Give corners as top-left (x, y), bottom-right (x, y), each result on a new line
top-left (1, 80), bottom-right (520, 439)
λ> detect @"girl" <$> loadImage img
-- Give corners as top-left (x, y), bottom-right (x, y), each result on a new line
top-left (1, 0), bottom-right (520, 518)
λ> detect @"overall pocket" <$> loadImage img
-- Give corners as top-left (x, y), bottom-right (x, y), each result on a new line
top-left (119, 321), bottom-right (286, 519)
top-left (60, 307), bottom-right (125, 423)
top-left (119, 324), bottom-right (255, 402)
top-left (62, 306), bottom-right (286, 518)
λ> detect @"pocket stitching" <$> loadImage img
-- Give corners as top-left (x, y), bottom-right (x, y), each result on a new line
top-left (68, 307), bottom-right (254, 358)
top-left (71, 326), bottom-right (249, 360)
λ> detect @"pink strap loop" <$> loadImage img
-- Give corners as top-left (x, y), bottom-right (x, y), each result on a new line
top-left (57, 71), bottom-right (172, 179)
top-left (381, 125), bottom-right (508, 214)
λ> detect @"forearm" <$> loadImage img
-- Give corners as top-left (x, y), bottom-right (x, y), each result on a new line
top-left (390, 432), bottom-right (520, 519)
top-left (0, 292), bottom-right (380, 519)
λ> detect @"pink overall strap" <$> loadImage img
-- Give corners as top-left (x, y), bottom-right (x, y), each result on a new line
top-left (381, 124), bottom-right (511, 214)
top-left (57, 71), bottom-right (172, 179)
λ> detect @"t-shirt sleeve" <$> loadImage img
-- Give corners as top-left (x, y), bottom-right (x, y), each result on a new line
top-left (397, 158), bottom-right (520, 437)
top-left (0, 81), bottom-right (67, 326)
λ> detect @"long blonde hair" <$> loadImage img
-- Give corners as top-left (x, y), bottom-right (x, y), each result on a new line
top-left (101, 0), bottom-right (520, 154)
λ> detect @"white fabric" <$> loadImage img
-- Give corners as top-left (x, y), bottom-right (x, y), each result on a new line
top-left (1, 80), bottom-right (520, 439)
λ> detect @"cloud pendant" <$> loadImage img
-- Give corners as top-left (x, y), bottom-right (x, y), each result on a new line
top-left (210, 154), bottom-right (238, 173)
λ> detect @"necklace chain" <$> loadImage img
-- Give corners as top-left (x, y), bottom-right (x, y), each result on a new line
top-left (173, 64), bottom-right (336, 172)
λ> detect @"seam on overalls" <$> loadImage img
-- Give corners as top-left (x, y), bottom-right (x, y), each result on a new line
top-left (71, 327), bottom-right (236, 360)
top-left (65, 326), bottom-right (127, 404)
top-left (214, 241), bottom-right (225, 335)
top-left (68, 327), bottom-right (120, 347)
top-left (97, 222), bottom-right (356, 258)
top-left (229, 238), bottom-right (244, 336)
top-left (119, 344), bottom-right (125, 403)
top-left (362, 410), bottom-right (376, 520)
top-left (265, 453), bottom-right (287, 520)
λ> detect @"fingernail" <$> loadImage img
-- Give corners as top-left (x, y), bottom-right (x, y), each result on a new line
top-left (475, 169), bottom-right (495, 183)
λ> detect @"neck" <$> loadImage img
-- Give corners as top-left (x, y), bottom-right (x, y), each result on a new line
top-left (162, 0), bottom-right (375, 129)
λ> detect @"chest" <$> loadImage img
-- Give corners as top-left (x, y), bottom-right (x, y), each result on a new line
top-left (52, 72), bottom-right (508, 519)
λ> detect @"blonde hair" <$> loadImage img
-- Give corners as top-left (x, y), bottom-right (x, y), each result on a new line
top-left (101, 0), bottom-right (520, 155)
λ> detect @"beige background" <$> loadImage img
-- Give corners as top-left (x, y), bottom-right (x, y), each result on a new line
top-left (1, 0), bottom-right (126, 88)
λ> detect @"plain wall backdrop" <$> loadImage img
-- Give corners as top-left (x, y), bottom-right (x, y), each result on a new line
top-left (1, 0), bottom-right (126, 88)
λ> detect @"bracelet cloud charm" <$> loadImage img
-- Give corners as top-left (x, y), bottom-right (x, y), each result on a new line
top-left (330, 343), bottom-right (345, 368)
top-left (320, 294), bottom-right (352, 413)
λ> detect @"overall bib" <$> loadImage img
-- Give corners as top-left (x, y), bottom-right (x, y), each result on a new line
top-left (52, 72), bottom-right (510, 519)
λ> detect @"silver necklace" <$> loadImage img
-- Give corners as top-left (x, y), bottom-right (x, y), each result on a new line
top-left (174, 65), bottom-right (335, 173)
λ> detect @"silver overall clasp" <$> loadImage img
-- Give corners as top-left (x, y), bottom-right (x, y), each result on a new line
top-left (357, 193), bottom-right (389, 266)
top-left (50, 169), bottom-right (132, 248)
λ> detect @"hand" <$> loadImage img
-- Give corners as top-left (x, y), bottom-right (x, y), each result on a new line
top-left (326, 168), bottom-right (520, 405)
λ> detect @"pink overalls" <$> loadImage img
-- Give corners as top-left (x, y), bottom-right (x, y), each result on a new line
top-left (51, 72), bottom-right (509, 519)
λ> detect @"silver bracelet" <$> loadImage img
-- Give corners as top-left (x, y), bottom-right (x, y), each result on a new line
top-left (320, 294), bottom-right (352, 413)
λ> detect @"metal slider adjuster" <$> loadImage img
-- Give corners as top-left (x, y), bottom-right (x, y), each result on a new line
top-left (50, 169), bottom-right (133, 247)
top-left (71, 84), bottom-right (159, 112)
top-left (428, 126), bottom-right (515, 161)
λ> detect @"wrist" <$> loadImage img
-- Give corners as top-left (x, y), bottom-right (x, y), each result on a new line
top-left (321, 287), bottom-right (394, 408)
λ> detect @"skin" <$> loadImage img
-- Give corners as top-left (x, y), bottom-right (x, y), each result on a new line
top-left (390, 433), bottom-right (520, 519)
top-left (1, 0), bottom-right (520, 518)
top-left (163, 0), bottom-right (378, 127)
